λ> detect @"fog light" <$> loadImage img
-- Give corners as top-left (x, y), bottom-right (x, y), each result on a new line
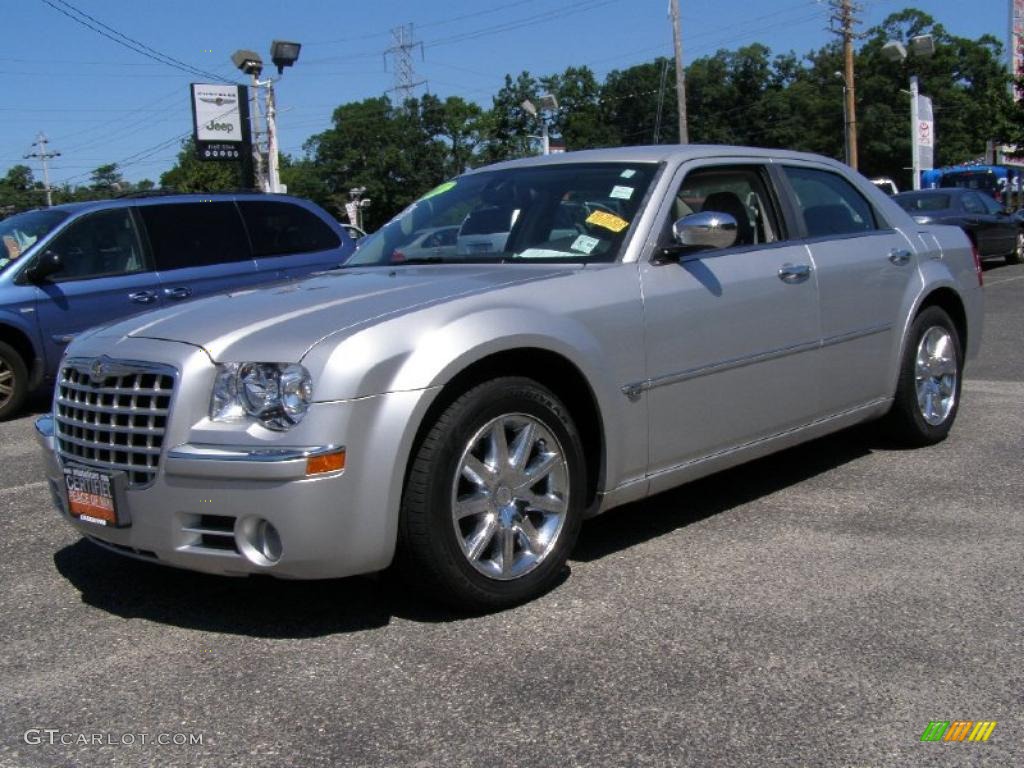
top-left (238, 517), bottom-right (283, 565)
top-left (256, 520), bottom-right (282, 562)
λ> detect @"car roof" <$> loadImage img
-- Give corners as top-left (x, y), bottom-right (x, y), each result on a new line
top-left (44, 192), bottom-right (321, 215)
top-left (469, 144), bottom-right (848, 173)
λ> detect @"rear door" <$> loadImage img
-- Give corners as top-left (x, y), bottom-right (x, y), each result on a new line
top-left (238, 200), bottom-right (348, 280)
top-left (30, 207), bottom-right (163, 368)
top-left (137, 201), bottom-right (261, 303)
top-left (777, 164), bottom-right (915, 412)
top-left (970, 191), bottom-right (1016, 257)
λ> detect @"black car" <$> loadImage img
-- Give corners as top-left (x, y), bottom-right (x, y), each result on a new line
top-left (893, 188), bottom-right (1022, 264)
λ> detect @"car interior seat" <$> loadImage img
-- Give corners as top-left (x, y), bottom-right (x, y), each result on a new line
top-left (701, 191), bottom-right (754, 246)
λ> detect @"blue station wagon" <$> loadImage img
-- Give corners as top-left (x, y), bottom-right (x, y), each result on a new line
top-left (0, 193), bottom-right (354, 418)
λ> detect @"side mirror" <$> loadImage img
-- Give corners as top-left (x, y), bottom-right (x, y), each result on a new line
top-left (25, 250), bottom-right (64, 283)
top-left (655, 211), bottom-right (738, 263)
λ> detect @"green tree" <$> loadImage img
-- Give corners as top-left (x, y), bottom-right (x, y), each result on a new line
top-left (160, 138), bottom-right (245, 192)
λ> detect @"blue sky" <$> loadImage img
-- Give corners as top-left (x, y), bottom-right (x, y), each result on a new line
top-left (1, 0), bottom-right (1006, 185)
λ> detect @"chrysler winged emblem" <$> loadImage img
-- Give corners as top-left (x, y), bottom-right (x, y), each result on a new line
top-left (89, 357), bottom-right (109, 384)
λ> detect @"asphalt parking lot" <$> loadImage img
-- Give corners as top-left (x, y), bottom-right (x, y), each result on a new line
top-left (1, 262), bottom-right (1022, 768)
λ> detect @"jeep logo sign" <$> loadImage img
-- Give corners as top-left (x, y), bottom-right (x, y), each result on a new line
top-left (191, 83), bottom-right (246, 144)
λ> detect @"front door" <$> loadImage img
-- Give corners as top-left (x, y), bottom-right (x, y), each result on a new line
top-left (640, 162), bottom-right (821, 478)
top-left (31, 207), bottom-right (162, 370)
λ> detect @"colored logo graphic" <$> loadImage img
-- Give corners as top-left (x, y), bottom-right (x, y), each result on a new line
top-left (920, 721), bottom-right (997, 742)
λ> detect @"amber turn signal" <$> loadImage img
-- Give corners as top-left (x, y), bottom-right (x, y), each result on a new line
top-left (305, 449), bottom-right (346, 475)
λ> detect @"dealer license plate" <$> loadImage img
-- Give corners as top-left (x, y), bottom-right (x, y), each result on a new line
top-left (62, 465), bottom-right (121, 526)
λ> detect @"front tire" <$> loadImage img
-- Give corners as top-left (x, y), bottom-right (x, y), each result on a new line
top-left (397, 377), bottom-right (586, 610)
top-left (0, 341), bottom-right (29, 421)
top-left (882, 306), bottom-right (962, 446)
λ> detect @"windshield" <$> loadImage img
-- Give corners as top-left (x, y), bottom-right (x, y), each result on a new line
top-left (0, 209), bottom-right (69, 272)
top-left (345, 162), bottom-right (658, 267)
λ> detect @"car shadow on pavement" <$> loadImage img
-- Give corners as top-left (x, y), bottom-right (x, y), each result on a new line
top-left (53, 424), bottom-right (883, 635)
top-left (572, 425), bottom-right (878, 563)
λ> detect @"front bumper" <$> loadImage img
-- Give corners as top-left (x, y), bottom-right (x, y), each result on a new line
top-left (35, 338), bottom-right (435, 580)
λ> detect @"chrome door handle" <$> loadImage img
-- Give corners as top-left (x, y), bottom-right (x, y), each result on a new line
top-left (777, 263), bottom-right (811, 283)
top-left (128, 290), bottom-right (158, 304)
top-left (888, 248), bottom-right (911, 265)
top-left (163, 286), bottom-right (192, 300)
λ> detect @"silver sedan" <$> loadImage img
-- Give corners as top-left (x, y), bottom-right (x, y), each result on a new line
top-left (36, 145), bottom-right (983, 609)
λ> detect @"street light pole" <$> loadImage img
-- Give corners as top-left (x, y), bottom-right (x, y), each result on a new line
top-left (265, 80), bottom-right (281, 193)
top-left (910, 75), bottom-right (921, 190)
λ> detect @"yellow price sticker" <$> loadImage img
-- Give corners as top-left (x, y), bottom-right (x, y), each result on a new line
top-left (586, 210), bottom-right (629, 233)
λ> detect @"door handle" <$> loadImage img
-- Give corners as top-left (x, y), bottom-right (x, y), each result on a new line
top-left (888, 248), bottom-right (911, 266)
top-left (777, 263), bottom-right (811, 284)
top-left (163, 286), bottom-right (192, 300)
top-left (128, 290), bottom-right (158, 304)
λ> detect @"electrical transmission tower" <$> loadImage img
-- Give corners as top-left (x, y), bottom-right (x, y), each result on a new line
top-left (24, 132), bottom-right (61, 207)
top-left (829, 0), bottom-right (861, 169)
top-left (385, 24), bottom-right (426, 104)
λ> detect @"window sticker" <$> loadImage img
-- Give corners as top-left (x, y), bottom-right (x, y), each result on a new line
top-left (571, 234), bottom-right (600, 254)
top-left (609, 185), bottom-right (634, 200)
top-left (586, 210), bottom-right (629, 233)
top-left (620, 169), bottom-right (637, 179)
top-left (418, 180), bottom-right (457, 201)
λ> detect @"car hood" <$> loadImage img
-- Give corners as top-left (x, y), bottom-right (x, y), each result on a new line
top-left (85, 265), bottom-right (575, 362)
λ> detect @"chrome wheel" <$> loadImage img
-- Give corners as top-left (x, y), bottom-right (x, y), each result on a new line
top-left (451, 413), bottom-right (570, 581)
top-left (0, 357), bottom-right (12, 407)
top-left (914, 326), bottom-right (958, 426)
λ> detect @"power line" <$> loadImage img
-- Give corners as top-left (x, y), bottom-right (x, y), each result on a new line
top-left (37, 0), bottom-right (236, 84)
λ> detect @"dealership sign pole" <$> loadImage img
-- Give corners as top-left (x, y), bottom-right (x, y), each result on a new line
top-left (190, 83), bottom-right (254, 188)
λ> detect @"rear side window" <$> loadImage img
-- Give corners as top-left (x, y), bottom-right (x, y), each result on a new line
top-left (783, 166), bottom-right (877, 238)
top-left (238, 201), bottom-right (341, 257)
top-left (139, 202), bottom-right (250, 271)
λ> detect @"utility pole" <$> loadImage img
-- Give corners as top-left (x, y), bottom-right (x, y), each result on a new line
top-left (831, 0), bottom-right (860, 169)
top-left (385, 24), bottom-right (426, 104)
top-left (670, 0), bottom-right (689, 143)
top-left (24, 132), bottom-right (60, 207)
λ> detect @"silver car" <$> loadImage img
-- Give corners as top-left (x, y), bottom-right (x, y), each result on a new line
top-left (35, 146), bottom-right (983, 609)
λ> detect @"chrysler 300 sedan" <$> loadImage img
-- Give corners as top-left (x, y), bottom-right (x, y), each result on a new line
top-left (35, 146), bottom-right (983, 609)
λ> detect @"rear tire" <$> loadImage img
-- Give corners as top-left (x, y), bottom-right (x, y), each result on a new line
top-left (397, 377), bottom-right (586, 611)
top-left (0, 341), bottom-right (29, 421)
top-left (882, 306), bottom-right (962, 447)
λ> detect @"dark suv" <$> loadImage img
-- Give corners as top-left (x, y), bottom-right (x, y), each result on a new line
top-left (0, 193), bottom-right (354, 418)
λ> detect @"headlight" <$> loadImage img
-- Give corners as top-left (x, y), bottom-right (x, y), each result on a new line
top-left (211, 362), bottom-right (313, 430)
top-left (912, 215), bottom-right (933, 224)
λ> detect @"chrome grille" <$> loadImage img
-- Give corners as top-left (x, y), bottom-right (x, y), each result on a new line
top-left (54, 359), bottom-right (176, 487)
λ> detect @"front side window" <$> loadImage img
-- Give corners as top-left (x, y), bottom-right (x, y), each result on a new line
top-left (345, 162), bottom-right (659, 266)
top-left (238, 201), bottom-right (341, 257)
top-left (0, 209), bottom-right (69, 273)
top-left (783, 166), bottom-right (877, 238)
top-left (42, 209), bottom-right (145, 281)
top-left (139, 202), bottom-right (249, 271)
top-left (976, 193), bottom-right (1004, 215)
top-left (669, 165), bottom-right (783, 248)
